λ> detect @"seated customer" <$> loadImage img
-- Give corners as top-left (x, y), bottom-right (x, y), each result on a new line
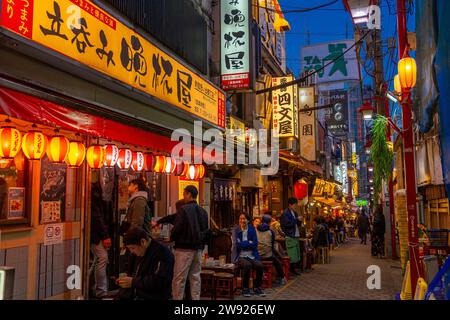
top-left (115, 227), bottom-right (174, 300)
top-left (256, 214), bottom-right (287, 285)
top-left (312, 217), bottom-right (329, 248)
top-left (231, 213), bottom-right (265, 297)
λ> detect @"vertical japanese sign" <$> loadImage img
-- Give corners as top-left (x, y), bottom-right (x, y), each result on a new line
top-left (340, 161), bottom-right (348, 194)
top-left (272, 76), bottom-right (298, 138)
top-left (298, 87), bottom-right (316, 161)
top-left (0, 0), bottom-right (225, 129)
top-left (221, 0), bottom-right (251, 90)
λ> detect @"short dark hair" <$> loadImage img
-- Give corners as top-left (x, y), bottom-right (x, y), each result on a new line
top-left (129, 179), bottom-right (146, 191)
top-left (184, 185), bottom-right (198, 199)
top-left (288, 197), bottom-right (298, 206)
top-left (239, 213), bottom-right (250, 222)
top-left (123, 227), bottom-right (149, 245)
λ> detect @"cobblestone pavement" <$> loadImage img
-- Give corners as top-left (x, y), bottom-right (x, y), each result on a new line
top-left (236, 238), bottom-right (403, 300)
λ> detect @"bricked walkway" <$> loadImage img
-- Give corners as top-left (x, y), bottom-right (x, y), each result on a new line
top-left (237, 238), bottom-right (403, 300)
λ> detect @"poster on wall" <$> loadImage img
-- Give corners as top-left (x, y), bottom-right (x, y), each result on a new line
top-left (40, 155), bottom-right (66, 223)
top-left (7, 187), bottom-right (25, 219)
top-left (146, 172), bottom-right (162, 201)
top-left (44, 223), bottom-right (63, 246)
top-left (213, 179), bottom-right (236, 202)
top-left (298, 87), bottom-right (316, 161)
top-left (179, 179), bottom-right (199, 201)
top-left (220, 0), bottom-right (252, 90)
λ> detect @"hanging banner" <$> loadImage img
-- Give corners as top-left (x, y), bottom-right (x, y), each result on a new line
top-left (0, 0), bottom-right (226, 128)
top-left (220, 0), bottom-right (251, 90)
top-left (300, 40), bottom-right (358, 84)
top-left (272, 75), bottom-right (298, 138)
top-left (298, 87), bottom-right (316, 161)
top-left (340, 161), bottom-right (348, 194)
top-left (213, 179), bottom-right (236, 202)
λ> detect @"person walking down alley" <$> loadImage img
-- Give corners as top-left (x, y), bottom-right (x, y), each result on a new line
top-left (89, 182), bottom-right (111, 299)
top-left (256, 214), bottom-right (287, 285)
top-left (171, 186), bottom-right (210, 300)
top-left (371, 206), bottom-right (386, 258)
top-left (115, 227), bottom-right (174, 300)
top-left (357, 210), bottom-right (370, 245)
top-left (232, 214), bottom-right (266, 297)
top-left (280, 197), bottom-right (302, 275)
top-left (120, 179), bottom-right (152, 236)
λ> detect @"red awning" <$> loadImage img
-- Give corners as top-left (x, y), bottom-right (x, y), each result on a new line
top-left (0, 85), bottom-right (178, 153)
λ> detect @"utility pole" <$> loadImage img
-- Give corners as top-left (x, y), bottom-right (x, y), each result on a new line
top-left (396, 0), bottom-right (422, 293)
top-left (373, 0), bottom-right (384, 115)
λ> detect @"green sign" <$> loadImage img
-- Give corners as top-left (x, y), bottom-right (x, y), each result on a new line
top-left (356, 199), bottom-right (368, 206)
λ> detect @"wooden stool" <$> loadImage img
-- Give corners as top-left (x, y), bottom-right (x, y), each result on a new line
top-left (261, 261), bottom-right (274, 288)
top-left (200, 270), bottom-right (215, 299)
top-left (213, 273), bottom-right (235, 300)
top-left (281, 256), bottom-right (291, 279)
top-left (315, 247), bottom-right (330, 264)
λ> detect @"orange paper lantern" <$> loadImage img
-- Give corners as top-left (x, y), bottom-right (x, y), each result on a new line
top-left (22, 130), bottom-right (48, 160)
top-left (165, 156), bottom-right (176, 174)
top-left (47, 135), bottom-right (70, 163)
top-left (86, 145), bottom-right (105, 169)
top-left (398, 56), bottom-right (417, 91)
top-left (13, 150), bottom-right (25, 171)
top-left (187, 164), bottom-right (200, 180)
top-left (131, 151), bottom-right (145, 172)
top-left (117, 148), bottom-right (132, 170)
top-left (66, 141), bottom-right (86, 168)
top-left (153, 155), bottom-right (167, 173)
top-left (104, 144), bottom-right (119, 167)
top-left (197, 164), bottom-right (206, 179)
top-left (0, 125), bottom-right (22, 159)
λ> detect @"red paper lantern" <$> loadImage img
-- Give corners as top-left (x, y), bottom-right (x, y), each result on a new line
top-left (47, 135), bottom-right (70, 163)
top-left (22, 130), bottom-right (48, 160)
top-left (294, 180), bottom-right (308, 200)
top-left (153, 155), bottom-right (167, 173)
top-left (117, 148), bottom-right (132, 170)
top-left (143, 153), bottom-right (155, 172)
top-left (131, 151), bottom-right (145, 172)
top-left (65, 141), bottom-right (86, 168)
top-left (164, 156), bottom-right (176, 174)
top-left (187, 164), bottom-right (200, 180)
top-left (0, 125), bottom-right (22, 159)
top-left (104, 144), bottom-right (119, 167)
top-left (197, 164), bottom-right (206, 179)
top-left (86, 145), bottom-right (105, 169)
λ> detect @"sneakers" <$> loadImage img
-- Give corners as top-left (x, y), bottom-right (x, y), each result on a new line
top-left (254, 287), bottom-right (266, 297)
top-left (242, 288), bottom-right (252, 297)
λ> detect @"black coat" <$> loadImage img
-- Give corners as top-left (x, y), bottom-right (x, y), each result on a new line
top-left (372, 213), bottom-right (386, 235)
top-left (357, 214), bottom-right (370, 232)
top-left (90, 184), bottom-right (109, 245)
top-left (171, 201), bottom-right (209, 250)
top-left (118, 239), bottom-right (174, 300)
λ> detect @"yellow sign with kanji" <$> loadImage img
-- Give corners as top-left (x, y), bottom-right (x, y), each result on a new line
top-left (0, 0), bottom-right (225, 128)
top-left (178, 179), bottom-right (199, 200)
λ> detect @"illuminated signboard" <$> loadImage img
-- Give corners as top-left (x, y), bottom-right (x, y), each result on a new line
top-left (298, 87), bottom-right (316, 161)
top-left (272, 76), bottom-right (298, 138)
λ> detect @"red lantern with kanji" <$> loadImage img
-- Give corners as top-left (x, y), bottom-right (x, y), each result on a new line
top-left (143, 153), bottom-right (155, 172)
top-left (197, 164), bottom-right (206, 179)
top-left (47, 135), bottom-right (70, 163)
top-left (131, 151), bottom-right (145, 172)
top-left (66, 141), bottom-right (86, 168)
top-left (294, 179), bottom-right (308, 200)
top-left (22, 130), bottom-right (48, 160)
top-left (153, 155), bottom-right (167, 173)
top-left (86, 145), bottom-right (105, 169)
top-left (165, 156), bottom-right (176, 174)
top-left (117, 148), bottom-right (132, 170)
top-left (104, 144), bottom-right (119, 167)
top-left (174, 160), bottom-right (187, 176)
top-left (0, 125), bottom-right (22, 159)
top-left (13, 150), bottom-right (25, 171)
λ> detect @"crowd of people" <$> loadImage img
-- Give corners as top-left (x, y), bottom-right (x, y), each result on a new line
top-left (89, 179), bottom-right (387, 300)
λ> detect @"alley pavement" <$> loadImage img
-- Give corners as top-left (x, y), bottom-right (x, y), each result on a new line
top-left (237, 238), bottom-right (403, 300)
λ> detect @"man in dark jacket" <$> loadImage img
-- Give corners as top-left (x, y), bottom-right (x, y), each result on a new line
top-left (90, 182), bottom-right (111, 298)
top-left (116, 227), bottom-right (174, 300)
top-left (280, 197), bottom-right (302, 275)
top-left (171, 185), bottom-right (209, 300)
top-left (357, 211), bottom-right (370, 245)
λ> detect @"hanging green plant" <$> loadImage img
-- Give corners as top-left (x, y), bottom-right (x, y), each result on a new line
top-left (370, 115), bottom-right (394, 203)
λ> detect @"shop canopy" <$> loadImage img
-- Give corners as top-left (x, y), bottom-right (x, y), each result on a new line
top-left (314, 197), bottom-right (343, 209)
top-left (279, 150), bottom-right (323, 175)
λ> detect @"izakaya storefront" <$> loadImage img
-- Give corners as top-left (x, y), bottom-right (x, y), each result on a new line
top-left (0, 0), bottom-right (224, 300)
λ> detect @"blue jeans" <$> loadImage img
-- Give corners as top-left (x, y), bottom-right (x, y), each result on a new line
top-left (90, 242), bottom-right (108, 297)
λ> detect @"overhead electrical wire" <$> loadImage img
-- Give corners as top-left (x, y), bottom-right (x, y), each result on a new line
top-left (253, 0), bottom-right (340, 14)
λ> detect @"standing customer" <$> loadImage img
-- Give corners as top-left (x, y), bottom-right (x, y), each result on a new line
top-left (280, 197), bottom-right (302, 275)
top-left (357, 210), bottom-right (370, 245)
top-left (371, 206), bottom-right (386, 257)
top-left (171, 186), bottom-right (210, 300)
top-left (120, 179), bottom-right (151, 236)
top-left (231, 213), bottom-right (266, 297)
top-left (90, 181), bottom-right (111, 299)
